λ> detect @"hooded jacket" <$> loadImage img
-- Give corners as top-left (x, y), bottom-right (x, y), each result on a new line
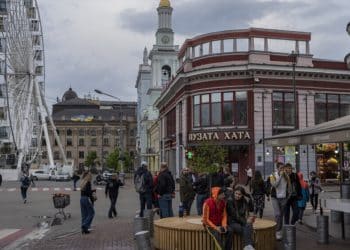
top-left (202, 187), bottom-right (227, 229)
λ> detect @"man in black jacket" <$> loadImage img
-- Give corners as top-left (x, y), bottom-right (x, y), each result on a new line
top-left (156, 162), bottom-right (175, 218)
top-left (193, 172), bottom-right (209, 215)
top-left (105, 174), bottom-right (124, 218)
top-left (134, 162), bottom-right (153, 217)
top-left (284, 163), bottom-right (302, 225)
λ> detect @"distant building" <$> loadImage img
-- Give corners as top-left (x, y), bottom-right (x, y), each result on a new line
top-left (135, 0), bottom-right (179, 171)
top-left (41, 88), bottom-right (137, 171)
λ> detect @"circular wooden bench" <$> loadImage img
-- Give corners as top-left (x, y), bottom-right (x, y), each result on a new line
top-left (154, 216), bottom-right (276, 250)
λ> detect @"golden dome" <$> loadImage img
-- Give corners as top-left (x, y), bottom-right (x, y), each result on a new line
top-left (159, 0), bottom-right (171, 8)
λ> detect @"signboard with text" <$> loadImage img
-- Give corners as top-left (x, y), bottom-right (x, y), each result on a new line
top-left (188, 130), bottom-right (252, 143)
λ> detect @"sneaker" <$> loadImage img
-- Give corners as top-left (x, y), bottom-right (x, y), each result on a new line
top-left (24, 199), bottom-right (27, 204)
top-left (243, 245), bottom-right (255, 250)
top-left (275, 231), bottom-right (282, 240)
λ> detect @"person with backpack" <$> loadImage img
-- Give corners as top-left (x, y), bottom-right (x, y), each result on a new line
top-left (134, 161), bottom-right (153, 217)
top-left (297, 171), bottom-right (309, 224)
top-left (105, 173), bottom-right (124, 218)
top-left (20, 172), bottom-right (31, 203)
top-left (156, 162), bottom-right (175, 218)
top-left (284, 163), bottom-right (302, 225)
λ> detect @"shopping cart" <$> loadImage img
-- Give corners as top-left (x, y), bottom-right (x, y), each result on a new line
top-left (53, 193), bottom-right (71, 220)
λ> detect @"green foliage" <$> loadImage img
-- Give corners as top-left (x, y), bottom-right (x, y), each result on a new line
top-left (106, 149), bottom-right (120, 172)
top-left (187, 143), bottom-right (227, 173)
top-left (85, 151), bottom-right (97, 168)
top-left (123, 151), bottom-right (133, 172)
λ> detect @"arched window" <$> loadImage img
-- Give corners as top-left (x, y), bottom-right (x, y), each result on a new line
top-left (161, 65), bottom-right (171, 86)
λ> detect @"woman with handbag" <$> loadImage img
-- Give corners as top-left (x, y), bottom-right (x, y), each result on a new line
top-left (80, 171), bottom-right (96, 234)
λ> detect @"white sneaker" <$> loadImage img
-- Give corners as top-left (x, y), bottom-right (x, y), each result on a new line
top-left (243, 245), bottom-right (255, 250)
top-left (275, 231), bottom-right (282, 240)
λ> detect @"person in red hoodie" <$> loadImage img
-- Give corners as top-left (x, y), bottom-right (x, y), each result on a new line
top-left (202, 187), bottom-right (233, 250)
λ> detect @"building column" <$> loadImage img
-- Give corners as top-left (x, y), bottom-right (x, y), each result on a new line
top-left (233, 39), bottom-right (237, 52)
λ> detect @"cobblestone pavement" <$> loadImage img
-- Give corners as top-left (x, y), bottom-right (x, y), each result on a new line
top-left (23, 218), bottom-right (134, 250)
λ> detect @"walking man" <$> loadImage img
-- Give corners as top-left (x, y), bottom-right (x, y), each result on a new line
top-left (156, 162), bottom-right (175, 218)
top-left (105, 173), bottom-right (124, 218)
top-left (245, 166), bottom-right (253, 191)
top-left (20, 172), bottom-right (30, 203)
top-left (179, 167), bottom-right (196, 215)
top-left (134, 161), bottom-right (153, 217)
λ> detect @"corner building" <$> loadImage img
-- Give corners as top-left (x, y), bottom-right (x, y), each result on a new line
top-left (155, 28), bottom-right (350, 181)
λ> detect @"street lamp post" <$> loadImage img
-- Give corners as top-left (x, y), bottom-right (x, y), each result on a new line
top-left (290, 51), bottom-right (299, 170)
top-left (94, 89), bottom-right (124, 172)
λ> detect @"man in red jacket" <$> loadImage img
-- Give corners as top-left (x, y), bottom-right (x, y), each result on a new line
top-left (203, 187), bottom-right (233, 250)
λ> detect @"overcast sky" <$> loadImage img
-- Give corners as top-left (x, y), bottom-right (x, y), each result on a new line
top-left (39, 0), bottom-right (350, 106)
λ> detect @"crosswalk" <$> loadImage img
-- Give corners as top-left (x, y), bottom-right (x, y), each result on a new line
top-left (0, 187), bottom-right (104, 192)
top-left (0, 228), bottom-right (32, 249)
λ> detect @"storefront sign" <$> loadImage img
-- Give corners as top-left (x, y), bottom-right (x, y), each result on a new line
top-left (188, 131), bottom-right (251, 142)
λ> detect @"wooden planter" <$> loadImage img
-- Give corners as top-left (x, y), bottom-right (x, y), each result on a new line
top-left (154, 216), bottom-right (276, 250)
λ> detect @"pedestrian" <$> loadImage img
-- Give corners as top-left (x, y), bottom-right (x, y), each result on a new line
top-left (134, 161), bottom-right (153, 217)
top-left (270, 162), bottom-right (290, 240)
top-left (30, 173), bottom-right (36, 187)
top-left (179, 167), bottom-right (196, 215)
top-left (245, 165), bottom-right (253, 191)
top-left (284, 163), bottom-right (302, 225)
top-left (202, 187), bottom-right (233, 250)
top-left (0, 173), bottom-right (2, 186)
top-left (72, 171), bottom-right (80, 191)
top-left (155, 162), bottom-right (175, 218)
top-left (297, 172), bottom-right (309, 224)
top-left (192, 172), bottom-right (209, 216)
top-left (227, 186), bottom-right (255, 250)
top-left (309, 171), bottom-right (322, 213)
top-left (211, 165), bottom-right (225, 187)
top-left (80, 171), bottom-right (96, 234)
top-left (105, 173), bottom-right (124, 218)
top-left (251, 170), bottom-right (267, 218)
top-left (152, 171), bottom-right (160, 213)
top-left (223, 166), bottom-right (233, 188)
top-left (20, 172), bottom-right (30, 203)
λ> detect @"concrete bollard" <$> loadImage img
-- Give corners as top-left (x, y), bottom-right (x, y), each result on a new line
top-left (144, 209), bottom-right (154, 237)
top-left (133, 216), bottom-right (148, 238)
top-left (331, 210), bottom-right (342, 223)
top-left (283, 225), bottom-right (296, 250)
top-left (135, 230), bottom-right (152, 250)
top-left (317, 215), bottom-right (329, 244)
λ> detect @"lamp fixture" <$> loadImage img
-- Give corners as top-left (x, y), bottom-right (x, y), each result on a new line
top-left (266, 149), bottom-right (270, 156)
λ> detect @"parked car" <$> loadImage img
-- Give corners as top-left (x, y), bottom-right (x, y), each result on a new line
top-left (52, 172), bottom-right (71, 181)
top-left (31, 170), bottom-right (51, 180)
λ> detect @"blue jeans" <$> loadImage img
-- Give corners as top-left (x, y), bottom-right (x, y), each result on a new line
top-left (284, 198), bottom-right (299, 225)
top-left (80, 196), bottom-right (95, 230)
top-left (159, 193), bottom-right (173, 218)
top-left (230, 223), bottom-right (254, 247)
top-left (196, 193), bottom-right (208, 216)
top-left (139, 192), bottom-right (153, 217)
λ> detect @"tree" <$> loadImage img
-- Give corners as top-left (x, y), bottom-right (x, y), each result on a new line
top-left (85, 151), bottom-right (97, 169)
top-left (105, 149), bottom-right (120, 172)
top-left (187, 143), bottom-right (227, 174)
top-left (123, 151), bottom-right (133, 173)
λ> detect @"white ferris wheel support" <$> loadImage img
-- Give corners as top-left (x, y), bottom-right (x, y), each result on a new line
top-left (1, 0), bottom-right (67, 176)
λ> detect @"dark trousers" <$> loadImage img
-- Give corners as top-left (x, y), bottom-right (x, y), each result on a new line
top-left (80, 196), bottom-right (95, 231)
top-left (20, 187), bottom-right (28, 200)
top-left (158, 193), bottom-right (174, 218)
top-left (108, 195), bottom-right (118, 218)
top-left (196, 193), bottom-right (208, 216)
top-left (230, 223), bottom-right (254, 247)
top-left (182, 198), bottom-right (194, 215)
top-left (310, 194), bottom-right (318, 211)
top-left (298, 207), bottom-right (306, 221)
top-left (284, 198), bottom-right (299, 225)
top-left (73, 180), bottom-right (78, 190)
top-left (139, 192), bottom-right (153, 217)
top-left (206, 226), bottom-right (233, 250)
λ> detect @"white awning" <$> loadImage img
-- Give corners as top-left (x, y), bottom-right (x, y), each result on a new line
top-left (265, 115), bottom-right (350, 146)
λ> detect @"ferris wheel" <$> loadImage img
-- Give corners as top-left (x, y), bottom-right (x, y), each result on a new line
top-left (0, 0), bottom-right (66, 175)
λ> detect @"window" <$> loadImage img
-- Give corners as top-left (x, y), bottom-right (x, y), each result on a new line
top-left (41, 139), bottom-right (46, 146)
top-left (79, 129), bottom-right (85, 136)
top-left (31, 138), bottom-right (37, 147)
top-left (79, 138), bottom-right (84, 146)
top-left (79, 151), bottom-right (84, 159)
top-left (166, 108), bottom-right (176, 138)
top-left (315, 93), bottom-right (348, 124)
top-left (0, 16), bottom-right (4, 32)
top-left (0, 126), bottom-right (8, 138)
top-left (66, 151), bottom-right (72, 159)
top-left (66, 129), bottom-right (72, 136)
top-left (103, 138), bottom-right (109, 146)
top-left (66, 138), bottom-right (73, 146)
top-left (91, 138), bottom-right (97, 146)
top-left (0, 0), bottom-right (6, 13)
top-left (273, 92), bottom-right (295, 127)
top-left (192, 91), bottom-right (248, 127)
top-left (0, 107), bottom-right (6, 120)
top-left (211, 93), bottom-right (221, 125)
top-left (90, 129), bottom-right (96, 136)
top-left (54, 151), bottom-right (60, 160)
top-left (42, 151), bottom-right (47, 159)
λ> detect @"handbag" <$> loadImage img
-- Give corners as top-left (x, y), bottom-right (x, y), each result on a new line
top-left (92, 192), bottom-right (98, 202)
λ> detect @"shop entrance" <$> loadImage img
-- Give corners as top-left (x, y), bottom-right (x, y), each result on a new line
top-left (226, 145), bottom-right (250, 183)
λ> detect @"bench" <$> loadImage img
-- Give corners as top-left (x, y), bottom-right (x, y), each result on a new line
top-left (154, 216), bottom-right (276, 250)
